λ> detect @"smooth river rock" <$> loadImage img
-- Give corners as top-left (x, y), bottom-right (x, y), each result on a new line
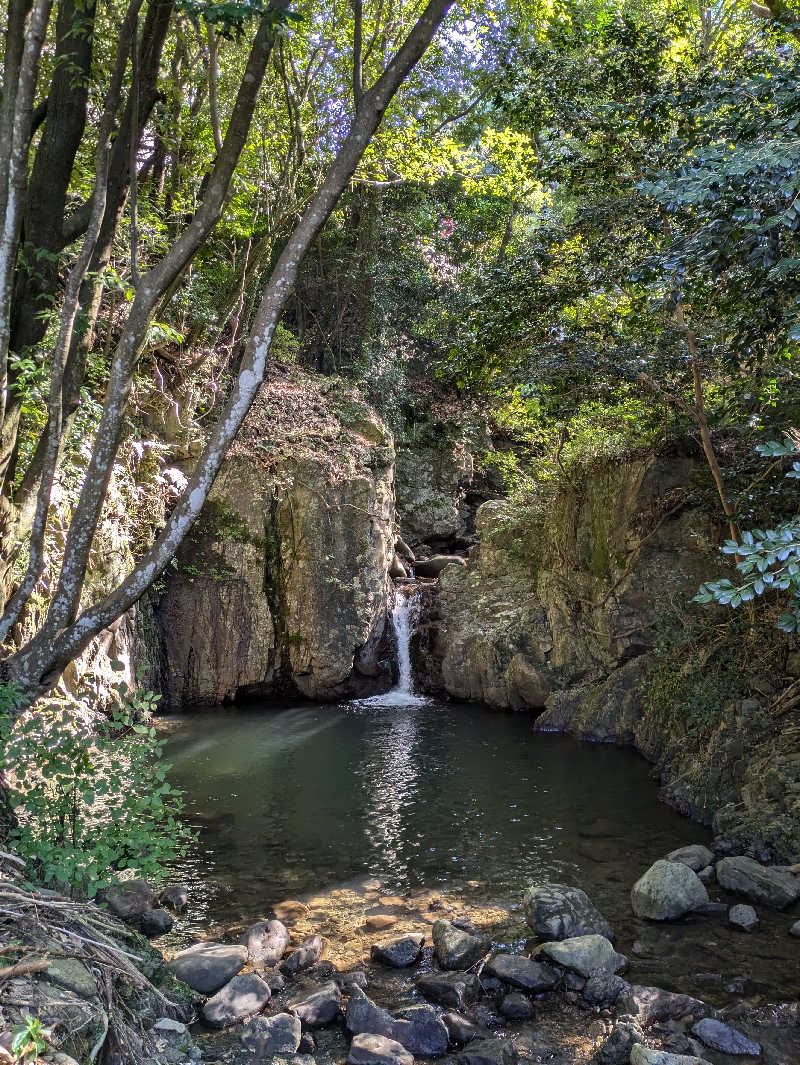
top-left (241, 1013), bottom-right (302, 1055)
top-left (443, 1012), bottom-right (479, 1045)
top-left (102, 879), bottom-right (158, 923)
top-left (202, 972), bottom-right (270, 1028)
top-left (280, 935), bottom-right (327, 975)
top-left (523, 882), bottom-right (613, 941)
top-left (631, 860), bottom-right (708, 920)
top-left (241, 919), bottom-right (290, 966)
top-left (616, 985), bottom-right (708, 1027)
top-left (167, 942), bottom-right (247, 994)
top-left (346, 986), bottom-right (396, 1041)
top-left (371, 934), bottom-right (424, 968)
top-left (716, 856), bottom-right (800, 909)
top-left (432, 919), bottom-right (489, 969)
top-left (484, 953), bottom-right (560, 991)
top-left (690, 1018), bottom-right (761, 1057)
top-left (416, 971), bottom-right (478, 1010)
top-left (289, 980), bottom-right (342, 1027)
top-left (665, 844), bottom-right (715, 872)
top-left (348, 1033), bottom-right (413, 1065)
top-left (631, 1047), bottom-right (711, 1065)
top-left (392, 1004), bottom-right (449, 1057)
top-left (729, 903), bottom-right (759, 932)
top-left (538, 934), bottom-right (626, 978)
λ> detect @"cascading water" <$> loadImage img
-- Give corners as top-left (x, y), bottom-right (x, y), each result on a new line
top-left (361, 586), bottom-right (425, 707)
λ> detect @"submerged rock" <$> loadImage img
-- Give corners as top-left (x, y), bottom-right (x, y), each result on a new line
top-left (167, 942), bottom-right (247, 994)
top-left (241, 918), bottom-right (290, 966)
top-left (631, 860), bottom-right (708, 920)
top-left (416, 971), bottom-right (477, 1010)
top-left (690, 1018), bottom-right (761, 1057)
top-left (483, 953), bottom-right (560, 991)
top-left (538, 934), bottom-right (626, 978)
top-left (729, 903), bottom-right (759, 932)
top-left (289, 980), bottom-right (342, 1027)
top-left (202, 972), bottom-right (270, 1028)
top-left (523, 882), bottom-right (613, 941)
top-left (371, 934), bottom-right (424, 968)
top-left (716, 856), bottom-right (800, 909)
top-left (630, 1047), bottom-right (711, 1065)
top-left (241, 1012), bottom-right (302, 1055)
top-left (665, 845), bottom-right (714, 872)
top-left (432, 919), bottom-right (489, 969)
top-left (348, 1032), bottom-right (413, 1065)
top-left (458, 1038), bottom-right (518, 1065)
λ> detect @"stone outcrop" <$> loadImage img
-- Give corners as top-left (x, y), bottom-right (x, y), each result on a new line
top-left (156, 374), bottom-right (396, 704)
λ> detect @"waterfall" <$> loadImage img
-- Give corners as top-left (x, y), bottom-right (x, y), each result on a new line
top-left (359, 586), bottom-right (425, 707)
top-left (391, 589), bottom-right (419, 695)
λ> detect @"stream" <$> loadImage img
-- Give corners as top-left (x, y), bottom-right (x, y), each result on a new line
top-left (162, 698), bottom-right (800, 1010)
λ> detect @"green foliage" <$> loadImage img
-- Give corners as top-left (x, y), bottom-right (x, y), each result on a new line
top-left (11, 1015), bottom-right (51, 1062)
top-left (1, 682), bottom-right (192, 899)
top-left (695, 437), bottom-right (800, 631)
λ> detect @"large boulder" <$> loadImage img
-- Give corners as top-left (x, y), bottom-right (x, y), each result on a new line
top-left (241, 1013), bottom-right (302, 1055)
top-left (288, 980), bottom-right (342, 1027)
top-left (538, 934), bottom-right (626, 978)
top-left (432, 920), bottom-right (489, 969)
top-left (201, 973), bottom-right (271, 1028)
top-left (631, 1047), bottom-right (711, 1065)
top-left (665, 845), bottom-right (714, 872)
top-left (241, 919), bottom-right (289, 966)
top-left (715, 856), bottom-right (800, 909)
top-left (631, 860), bottom-right (708, 920)
top-left (348, 1033), bottom-right (414, 1065)
top-left (690, 1018), bottom-right (761, 1057)
top-left (523, 882), bottom-right (613, 941)
top-left (371, 934), bottom-right (424, 968)
top-left (483, 954), bottom-right (560, 992)
top-left (167, 942), bottom-right (247, 995)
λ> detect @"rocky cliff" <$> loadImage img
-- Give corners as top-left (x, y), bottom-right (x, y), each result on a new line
top-left (415, 453), bottom-right (800, 859)
top-left (155, 371), bottom-right (396, 705)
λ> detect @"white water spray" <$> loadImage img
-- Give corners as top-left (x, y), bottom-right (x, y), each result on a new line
top-left (359, 587), bottom-right (425, 707)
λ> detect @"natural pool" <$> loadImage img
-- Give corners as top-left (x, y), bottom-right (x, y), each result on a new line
top-left (163, 699), bottom-right (800, 1008)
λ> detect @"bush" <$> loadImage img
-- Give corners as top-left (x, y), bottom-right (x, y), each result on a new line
top-left (0, 681), bottom-right (192, 898)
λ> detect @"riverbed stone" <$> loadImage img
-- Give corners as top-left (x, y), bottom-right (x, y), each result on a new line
top-left (432, 919), bottom-right (489, 969)
top-left (696, 866), bottom-right (715, 886)
top-left (484, 953), bottom-right (560, 991)
top-left (715, 856), bottom-right (800, 909)
top-left (691, 1018), bottom-right (761, 1056)
top-left (159, 884), bottom-right (189, 914)
top-left (538, 934), bottom-right (626, 978)
top-left (790, 920), bottom-right (800, 937)
top-left (289, 980), bottom-right (342, 1027)
top-left (242, 919), bottom-right (290, 966)
top-left (241, 1012), bottom-right (302, 1055)
top-left (201, 972), bottom-right (271, 1028)
top-left (167, 942), bottom-right (247, 994)
top-left (595, 1020), bottom-right (644, 1065)
top-left (583, 972), bottom-right (627, 1007)
top-left (616, 985), bottom-right (708, 1027)
top-left (348, 1033), bottom-right (413, 1065)
top-left (665, 845), bottom-right (715, 872)
top-left (523, 882), bottom-right (613, 941)
top-left (416, 971), bottom-right (478, 1010)
top-left (631, 860), bottom-right (708, 920)
top-left (630, 1047), bottom-right (711, 1065)
top-left (346, 986), bottom-right (396, 1041)
top-left (281, 935), bottom-right (327, 976)
top-left (444, 1012), bottom-right (478, 1045)
top-left (458, 1038), bottom-right (518, 1065)
top-left (729, 903), bottom-right (758, 932)
top-left (102, 879), bottom-right (158, 923)
top-left (393, 1004), bottom-right (449, 1056)
top-left (140, 907), bottom-right (173, 937)
top-left (371, 934), bottom-right (424, 968)
top-left (499, 992), bottom-right (532, 1021)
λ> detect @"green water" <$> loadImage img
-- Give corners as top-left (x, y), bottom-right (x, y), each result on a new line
top-left (163, 699), bottom-right (800, 1005)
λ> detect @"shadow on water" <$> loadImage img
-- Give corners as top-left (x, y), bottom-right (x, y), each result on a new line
top-left (162, 699), bottom-right (800, 1007)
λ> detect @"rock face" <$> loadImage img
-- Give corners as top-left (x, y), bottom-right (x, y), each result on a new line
top-left (523, 882), bottom-right (613, 941)
top-left (432, 920), bottom-right (489, 969)
top-left (631, 860), bottom-right (709, 920)
top-left (158, 374), bottom-right (395, 704)
top-left (715, 856), bottom-right (800, 908)
top-left (167, 942), bottom-right (247, 994)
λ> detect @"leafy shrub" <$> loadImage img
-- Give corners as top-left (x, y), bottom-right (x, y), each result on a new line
top-left (0, 681), bottom-right (192, 898)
